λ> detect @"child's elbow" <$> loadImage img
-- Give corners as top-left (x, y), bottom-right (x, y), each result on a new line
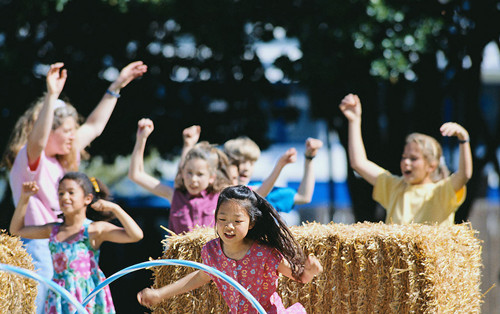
top-left (132, 230), bottom-right (144, 242)
top-left (128, 170), bottom-right (139, 183)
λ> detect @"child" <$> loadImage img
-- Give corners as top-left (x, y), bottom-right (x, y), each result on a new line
top-left (2, 61), bottom-right (147, 313)
top-left (9, 172), bottom-right (144, 314)
top-left (224, 136), bottom-right (323, 213)
top-left (137, 185), bottom-right (323, 313)
top-left (339, 93), bottom-right (473, 225)
top-left (128, 118), bottom-right (231, 234)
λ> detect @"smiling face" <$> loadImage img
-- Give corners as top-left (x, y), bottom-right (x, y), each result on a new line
top-left (400, 142), bottom-right (436, 185)
top-left (46, 117), bottom-right (77, 157)
top-left (181, 158), bottom-right (216, 196)
top-left (216, 200), bottom-right (253, 245)
top-left (58, 178), bottom-right (92, 216)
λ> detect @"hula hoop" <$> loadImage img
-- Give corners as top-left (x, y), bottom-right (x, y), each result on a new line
top-left (81, 259), bottom-right (266, 314)
top-left (0, 263), bottom-right (88, 314)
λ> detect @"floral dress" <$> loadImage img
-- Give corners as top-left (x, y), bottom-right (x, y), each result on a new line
top-left (201, 238), bottom-right (306, 314)
top-left (45, 219), bottom-right (115, 314)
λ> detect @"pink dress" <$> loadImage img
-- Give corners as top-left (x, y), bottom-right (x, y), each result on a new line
top-left (201, 238), bottom-right (306, 314)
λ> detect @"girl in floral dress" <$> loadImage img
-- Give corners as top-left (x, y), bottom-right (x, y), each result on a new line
top-left (10, 172), bottom-right (144, 314)
top-left (137, 185), bottom-right (323, 313)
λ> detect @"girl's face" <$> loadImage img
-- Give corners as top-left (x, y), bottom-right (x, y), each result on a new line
top-left (58, 179), bottom-right (92, 216)
top-left (46, 117), bottom-right (77, 157)
top-left (400, 142), bottom-right (435, 185)
top-left (181, 158), bottom-right (215, 196)
top-left (216, 200), bottom-right (253, 245)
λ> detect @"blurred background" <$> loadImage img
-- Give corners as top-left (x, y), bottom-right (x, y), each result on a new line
top-left (1, 0), bottom-right (499, 312)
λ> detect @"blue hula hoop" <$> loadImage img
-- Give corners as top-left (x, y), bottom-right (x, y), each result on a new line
top-left (0, 263), bottom-right (88, 314)
top-left (81, 259), bottom-right (266, 314)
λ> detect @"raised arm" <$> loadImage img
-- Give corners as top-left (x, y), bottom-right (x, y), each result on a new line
top-left (9, 182), bottom-right (52, 239)
top-left (294, 138), bottom-right (323, 205)
top-left (27, 63), bottom-right (67, 166)
top-left (137, 270), bottom-right (211, 308)
top-left (181, 125), bottom-right (201, 161)
top-left (128, 118), bottom-right (174, 201)
top-left (77, 61), bottom-right (147, 150)
top-left (255, 148), bottom-right (297, 197)
top-left (339, 93), bottom-right (384, 186)
top-left (89, 200), bottom-right (144, 248)
top-left (440, 122), bottom-right (473, 191)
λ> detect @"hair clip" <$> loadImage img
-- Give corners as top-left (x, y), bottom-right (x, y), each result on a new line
top-left (90, 177), bottom-right (100, 193)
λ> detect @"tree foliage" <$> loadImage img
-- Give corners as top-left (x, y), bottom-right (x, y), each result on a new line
top-left (1, 0), bottom-right (500, 223)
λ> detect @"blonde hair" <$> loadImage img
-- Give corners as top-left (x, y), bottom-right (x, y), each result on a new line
top-left (223, 136), bottom-right (261, 164)
top-left (1, 95), bottom-right (84, 171)
top-left (405, 132), bottom-right (449, 182)
top-left (175, 141), bottom-right (231, 193)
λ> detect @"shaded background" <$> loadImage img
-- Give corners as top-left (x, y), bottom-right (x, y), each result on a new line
top-left (1, 0), bottom-right (500, 312)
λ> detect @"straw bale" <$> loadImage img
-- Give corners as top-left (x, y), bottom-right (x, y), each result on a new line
top-left (150, 222), bottom-right (482, 313)
top-left (0, 230), bottom-right (37, 314)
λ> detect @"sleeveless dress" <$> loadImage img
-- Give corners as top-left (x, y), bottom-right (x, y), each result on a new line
top-left (44, 219), bottom-right (115, 314)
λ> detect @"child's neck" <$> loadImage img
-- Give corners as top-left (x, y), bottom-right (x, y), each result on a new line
top-left (61, 211), bottom-right (87, 229)
top-left (221, 238), bottom-right (254, 261)
top-left (57, 213), bottom-right (86, 242)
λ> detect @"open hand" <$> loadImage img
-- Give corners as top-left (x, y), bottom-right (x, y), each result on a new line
top-left (440, 122), bottom-right (469, 142)
top-left (114, 61), bottom-right (148, 90)
top-left (21, 181), bottom-right (39, 198)
top-left (46, 62), bottom-right (67, 97)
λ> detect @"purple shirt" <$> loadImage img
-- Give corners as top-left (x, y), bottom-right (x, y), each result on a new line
top-left (168, 189), bottom-right (219, 234)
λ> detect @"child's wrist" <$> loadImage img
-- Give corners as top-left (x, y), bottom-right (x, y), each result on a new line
top-left (304, 153), bottom-right (316, 160)
top-left (458, 138), bottom-right (470, 144)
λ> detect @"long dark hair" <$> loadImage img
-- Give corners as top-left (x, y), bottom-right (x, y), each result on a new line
top-left (215, 185), bottom-right (306, 280)
top-left (59, 172), bottom-right (114, 221)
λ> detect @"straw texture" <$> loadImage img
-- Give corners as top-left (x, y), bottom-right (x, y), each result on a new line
top-left (0, 231), bottom-right (36, 314)
top-left (149, 222), bottom-right (482, 313)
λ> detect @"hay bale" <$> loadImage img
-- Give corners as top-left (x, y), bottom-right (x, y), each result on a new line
top-left (0, 230), bottom-right (37, 313)
top-left (149, 222), bottom-right (482, 313)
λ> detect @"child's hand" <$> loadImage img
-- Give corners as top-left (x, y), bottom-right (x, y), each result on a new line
top-left (278, 148), bottom-right (297, 167)
top-left (183, 125), bottom-right (201, 148)
top-left (113, 61), bottom-right (148, 90)
top-left (339, 93), bottom-right (362, 122)
top-left (137, 287), bottom-right (162, 308)
top-left (304, 255), bottom-right (323, 277)
top-left (91, 200), bottom-right (118, 213)
top-left (136, 118), bottom-right (155, 140)
top-left (46, 63), bottom-right (67, 97)
top-left (21, 181), bottom-right (39, 198)
top-left (440, 122), bottom-right (470, 142)
top-left (305, 138), bottom-right (323, 159)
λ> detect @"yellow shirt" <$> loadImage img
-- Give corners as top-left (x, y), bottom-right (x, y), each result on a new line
top-left (373, 171), bottom-right (466, 226)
